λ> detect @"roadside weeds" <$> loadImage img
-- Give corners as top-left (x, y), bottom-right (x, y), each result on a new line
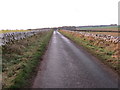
top-left (2, 30), bottom-right (53, 88)
top-left (59, 30), bottom-right (120, 75)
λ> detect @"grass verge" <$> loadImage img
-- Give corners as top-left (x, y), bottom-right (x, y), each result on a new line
top-left (59, 30), bottom-right (120, 74)
top-left (2, 30), bottom-right (53, 88)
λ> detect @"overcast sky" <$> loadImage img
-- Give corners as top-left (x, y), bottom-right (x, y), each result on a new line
top-left (0, 0), bottom-right (119, 30)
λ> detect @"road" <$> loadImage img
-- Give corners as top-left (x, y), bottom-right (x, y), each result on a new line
top-left (32, 31), bottom-right (118, 88)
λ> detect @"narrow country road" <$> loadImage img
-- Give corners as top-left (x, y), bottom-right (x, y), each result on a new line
top-left (32, 31), bottom-right (118, 88)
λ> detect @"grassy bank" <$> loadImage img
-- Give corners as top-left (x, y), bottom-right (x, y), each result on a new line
top-left (59, 30), bottom-right (120, 74)
top-left (2, 30), bottom-right (53, 88)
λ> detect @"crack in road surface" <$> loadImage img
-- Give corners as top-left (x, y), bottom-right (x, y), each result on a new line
top-left (32, 31), bottom-right (118, 88)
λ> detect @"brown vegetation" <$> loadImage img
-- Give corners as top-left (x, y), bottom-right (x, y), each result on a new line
top-left (59, 30), bottom-right (120, 74)
top-left (2, 30), bottom-right (53, 88)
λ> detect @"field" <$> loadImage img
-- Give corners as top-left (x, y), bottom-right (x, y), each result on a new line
top-left (2, 30), bottom-right (53, 88)
top-left (0, 30), bottom-right (30, 33)
top-left (71, 26), bottom-right (119, 43)
top-left (74, 26), bottom-right (119, 36)
top-left (78, 26), bottom-right (118, 31)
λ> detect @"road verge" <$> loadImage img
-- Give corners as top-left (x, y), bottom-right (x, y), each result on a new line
top-left (2, 30), bottom-right (53, 88)
top-left (59, 30), bottom-right (120, 75)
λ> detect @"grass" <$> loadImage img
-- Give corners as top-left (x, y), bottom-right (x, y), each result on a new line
top-left (79, 26), bottom-right (118, 31)
top-left (59, 30), bottom-right (120, 74)
top-left (0, 30), bottom-right (30, 33)
top-left (2, 30), bottom-right (53, 88)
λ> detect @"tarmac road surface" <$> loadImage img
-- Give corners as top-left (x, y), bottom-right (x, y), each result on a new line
top-left (32, 31), bottom-right (118, 88)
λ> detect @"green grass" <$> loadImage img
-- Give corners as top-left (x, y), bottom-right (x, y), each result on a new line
top-left (78, 26), bottom-right (118, 30)
top-left (2, 30), bottom-right (53, 88)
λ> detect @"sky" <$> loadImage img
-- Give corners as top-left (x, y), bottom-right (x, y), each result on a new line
top-left (0, 0), bottom-right (119, 30)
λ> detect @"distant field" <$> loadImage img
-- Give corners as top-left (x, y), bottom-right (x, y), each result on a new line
top-left (75, 26), bottom-right (119, 36)
top-left (79, 26), bottom-right (118, 31)
top-left (0, 30), bottom-right (30, 33)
